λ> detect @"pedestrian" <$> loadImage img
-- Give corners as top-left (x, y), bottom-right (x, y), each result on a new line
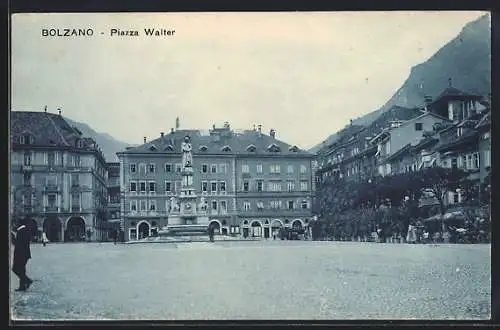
top-left (113, 229), bottom-right (118, 245)
top-left (11, 218), bottom-right (33, 292)
top-left (41, 231), bottom-right (48, 247)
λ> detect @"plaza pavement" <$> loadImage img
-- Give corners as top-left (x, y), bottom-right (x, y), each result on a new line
top-left (10, 240), bottom-right (490, 320)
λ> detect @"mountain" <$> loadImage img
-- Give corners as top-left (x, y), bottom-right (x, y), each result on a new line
top-left (309, 14), bottom-right (491, 154)
top-left (64, 117), bottom-right (134, 162)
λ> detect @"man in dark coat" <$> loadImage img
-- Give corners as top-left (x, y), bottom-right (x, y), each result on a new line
top-left (11, 218), bottom-right (33, 291)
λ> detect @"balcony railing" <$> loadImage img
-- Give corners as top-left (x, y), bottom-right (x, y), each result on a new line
top-left (45, 206), bottom-right (59, 212)
top-left (44, 185), bottom-right (60, 192)
top-left (21, 165), bottom-right (33, 172)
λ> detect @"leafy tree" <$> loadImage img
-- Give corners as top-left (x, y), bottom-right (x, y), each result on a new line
top-left (416, 167), bottom-right (469, 215)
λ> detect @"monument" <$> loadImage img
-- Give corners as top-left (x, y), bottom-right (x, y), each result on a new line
top-left (158, 135), bottom-right (210, 237)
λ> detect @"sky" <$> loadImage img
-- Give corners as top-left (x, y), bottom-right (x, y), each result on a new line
top-left (11, 11), bottom-right (487, 149)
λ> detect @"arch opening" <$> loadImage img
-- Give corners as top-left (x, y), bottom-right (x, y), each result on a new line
top-left (43, 217), bottom-right (62, 242)
top-left (66, 216), bottom-right (86, 242)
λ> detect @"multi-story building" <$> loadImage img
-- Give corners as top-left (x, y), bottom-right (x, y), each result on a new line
top-left (105, 162), bottom-right (121, 238)
top-left (117, 123), bottom-right (315, 241)
top-left (10, 110), bottom-right (109, 242)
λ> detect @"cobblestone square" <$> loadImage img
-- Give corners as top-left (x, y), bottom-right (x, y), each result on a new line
top-left (10, 241), bottom-right (490, 320)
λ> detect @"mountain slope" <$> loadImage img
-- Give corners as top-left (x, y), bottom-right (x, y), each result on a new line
top-left (64, 117), bottom-right (133, 162)
top-left (310, 14), bottom-right (491, 154)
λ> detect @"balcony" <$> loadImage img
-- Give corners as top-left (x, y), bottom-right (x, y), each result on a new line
top-left (21, 165), bottom-right (32, 172)
top-left (44, 185), bottom-right (60, 192)
top-left (71, 205), bottom-right (81, 212)
top-left (45, 206), bottom-right (59, 213)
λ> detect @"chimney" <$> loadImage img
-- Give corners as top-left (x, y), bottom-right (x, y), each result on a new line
top-left (160, 132), bottom-right (164, 138)
top-left (175, 117), bottom-right (180, 129)
top-left (253, 124), bottom-right (256, 131)
top-left (270, 129), bottom-right (276, 138)
top-left (257, 125), bottom-right (262, 137)
top-left (170, 128), bottom-right (174, 134)
top-left (58, 108), bottom-right (61, 116)
top-left (44, 105), bottom-right (47, 112)
top-left (213, 124), bottom-right (216, 130)
top-left (350, 119), bottom-right (353, 126)
top-left (143, 137), bottom-right (147, 143)
top-left (448, 77), bottom-right (452, 88)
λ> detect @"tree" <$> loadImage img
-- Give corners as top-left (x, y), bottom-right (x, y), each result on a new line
top-left (417, 167), bottom-right (469, 215)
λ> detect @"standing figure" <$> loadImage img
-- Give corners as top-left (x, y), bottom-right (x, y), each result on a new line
top-left (11, 218), bottom-right (33, 291)
top-left (41, 231), bottom-right (49, 247)
top-left (181, 135), bottom-right (193, 169)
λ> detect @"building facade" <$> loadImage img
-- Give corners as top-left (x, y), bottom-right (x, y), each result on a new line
top-left (117, 123), bottom-right (315, 241)
top-left (10, 110), bottom-right (109, 242)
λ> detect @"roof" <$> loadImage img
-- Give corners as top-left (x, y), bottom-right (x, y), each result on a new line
top-left (412, 137), bottom-right (439, 152)
top-left (11, 110), bottom-right (107, 162)
top-left (433, 87), bottom-right (482, 103)
top-left (475, 111), bottom-right (491, 129)
top-left (117, 128), bottom-right (313, 157)
top-left (435, 129), bottom-right (478, 152)
top-left (385, 143), bottom-right (412, 163)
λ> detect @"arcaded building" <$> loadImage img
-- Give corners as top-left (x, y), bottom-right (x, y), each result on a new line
top-left (10, 110), bottom-right (109, 242)
top-left (116, 123), bottom-right (315, 241)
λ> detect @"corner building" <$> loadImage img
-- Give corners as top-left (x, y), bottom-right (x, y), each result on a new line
top-left (117, 124), bottom-right (315, 241)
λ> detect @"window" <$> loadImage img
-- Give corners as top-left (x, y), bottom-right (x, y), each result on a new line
top-left (451, 157), bottom-right (458, 169)
top-left (74, 155), bottom-right (81, 166)
top-left (24, 152), bottom-right (31, 165)
top-left (300, 164), bottom-right (307, 173)
top-left (139, 181), bottom-right (146, 193)
top-left (242, 164), bottom-right (249, 173)
top-left (288, 200), bottom-right (294, 210)
top-left (484, 150), bottom-right (491, 167)
top-left (174, 181), bottom-right (181, 193)
top-left (23, 172), bottom-right (31, 186)
top-left (165, 181), bottom-right (172, 192)
top-left (219, 164), bottom-right (227, 173)
top-left (211, 201), bottom-right (217, 210)
top-left (256, 180), bottom-right (263, 192)
top-left (211, 182), bottom-right (217, 193)
top-left (139, 163), bottom-right (146, 174)
top-left (149, 200), bottom-right (156, 211)
top-left (71, 173), bottom-right (79, 186)
top-left (202, 164), bottom-right (208, 173)
top-left (47, 152), bottom-right (55, 166)
top-left (165, 163), bottom-right (172, 172)
top-left (219, 181), bottom-right (226, 193)
top-left (415, 123), bottom-right (423, 131)
top-left (301, 200), bottom-right (309, 209)
top-left (268, 181), bottom-right (282, 192)
top-left (270, 201), bottom-right (281, 209)
top-left (201, 181), bottom-right (208, 193)
top-left (140, 200), bottom-right (147, 211)
top-left (130, 200), bottom-right (137, 211)
top-left (148, 182), bottom-right (156, 193)
top-left (473, 153), bottom-right (480, 169)
top-left (287, 165), bottom-right (294, 174)
top-left (257, 201), bottom-right (264, 210)
top-left (210, 164), bottom-right (217, 173)
top-left (270, 164), bottom-right (281, 173)
top-left (287, 180), bottom-right (295, 192)
top-left (175, 164), bottom-right (182, 172)
top-left (243, 201), bottom-right (251, 211)
top-left (220, 200), bottom-right (227, 213)
top-left (300, 181), bottom-right (308, 191)
top-left (243, 180), bottom-right (249, 192)
top-left (47, 193), bottom-right (57, 207)
top-left (149, 164), bottom-right (156, 173)
top-left (256, 164), bottom-right (263, 173)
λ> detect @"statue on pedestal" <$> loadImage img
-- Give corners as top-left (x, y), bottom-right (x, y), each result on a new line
top-left (198, 197), bottom-right (208, 211)
top-left (169, 196), bottom-right (180, 213)
top-left (181, 136), bottom-right (193, 169)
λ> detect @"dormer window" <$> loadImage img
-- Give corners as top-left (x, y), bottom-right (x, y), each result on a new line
top-left (164, 145), bottom-right (174, 152)
top-left (75, 139), bottom-right (83, 148)
top-left (221, 145), bottom-right (232, 152)
top-left (267, 143), bottom-right (281, 152)
top-left (457, 127), bottom-right (463, 137)
top-left (199, 145), bottom-right (208, 152)
top-left (149, 144), bottom-right (158, 151)
top-left (246, 144), bottom-right (256, 152)
top-left (20, 133), bottom-right (35, 145)
top-left (289, 145), bottom-right (299, 152)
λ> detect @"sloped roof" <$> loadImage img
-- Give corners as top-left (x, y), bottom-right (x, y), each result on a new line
top-left (11, 111), bottom-right (84, 148)
top-left (118, 128), bottom-right (313, 157)
top-left (11, 110), bottom-right (106, 162)
top-left (385, 143), bottom-right (412, 163)
top-left (475, 111), bottom-right (491, 129)
top-left (433, 87), bottom-right (482, 103)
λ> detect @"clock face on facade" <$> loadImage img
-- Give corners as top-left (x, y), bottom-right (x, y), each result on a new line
top-left (185, 203), bottom-right (191, 210)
